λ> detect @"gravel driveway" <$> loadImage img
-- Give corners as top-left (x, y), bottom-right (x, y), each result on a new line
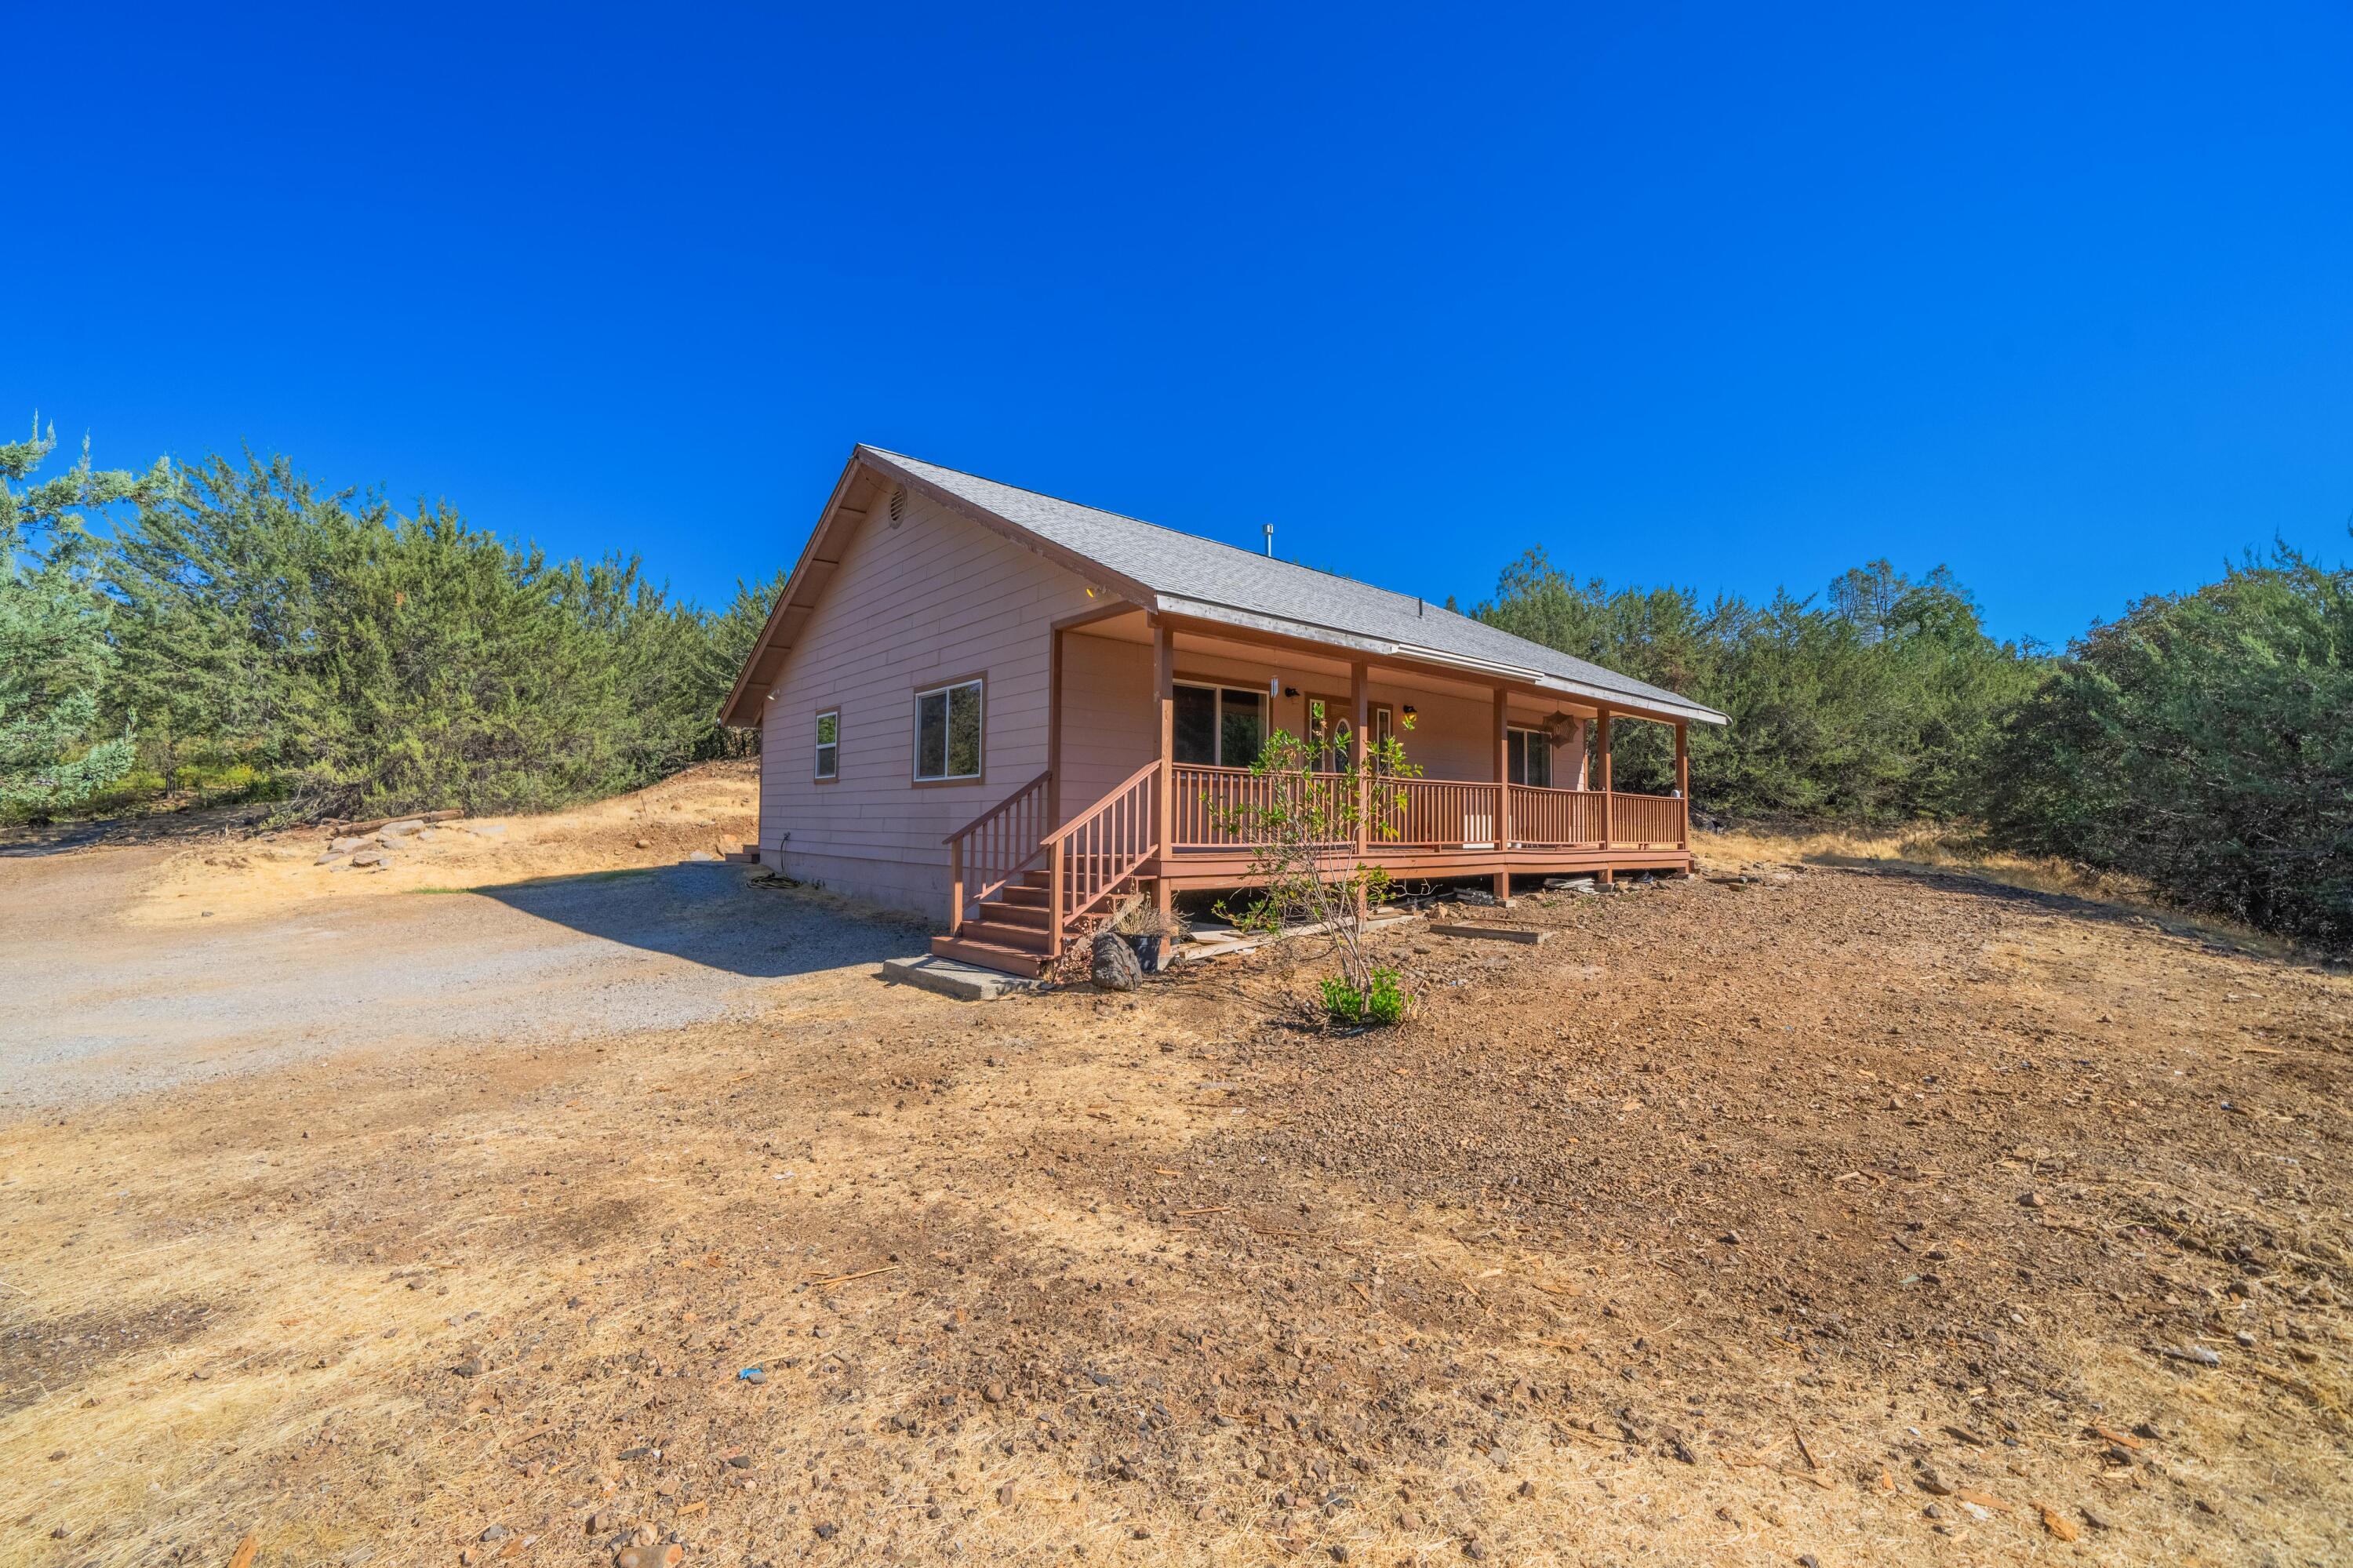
top-left (0, 846), bottom-right (929, 1115)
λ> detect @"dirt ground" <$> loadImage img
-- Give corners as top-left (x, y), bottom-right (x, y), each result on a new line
top-left (120, 759), bottom-right (767, 923)
top-left (2, 824), bottom-right (2350, 1567)
top-left (0, 763), bottom-right (922, 1115)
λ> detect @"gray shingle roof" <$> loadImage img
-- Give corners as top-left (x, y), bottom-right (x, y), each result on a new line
top-left (864, 447), bottom-right (1726, 725)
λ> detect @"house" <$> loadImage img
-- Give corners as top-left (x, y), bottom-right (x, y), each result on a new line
top-left (719, 446), bottom-right (1728, 977)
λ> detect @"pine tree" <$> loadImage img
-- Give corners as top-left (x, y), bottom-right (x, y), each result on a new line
top-left (107, 451), bottom-right (780, 819)
top-left (1983, 544), bottom-right (2352, 946)
top-left (0, 417), bottom-right (162, 813)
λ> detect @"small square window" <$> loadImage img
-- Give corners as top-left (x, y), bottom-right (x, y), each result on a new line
top-left (813, 709), bottom-right (839, 780)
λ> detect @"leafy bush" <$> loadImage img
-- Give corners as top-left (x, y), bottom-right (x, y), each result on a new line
top-left (1212, 717), bottom-right (1419, 1009)
top-left (1319, 975), bottom-right (1363, 1024)
top-left (1322, 965), bottom-right (1407, 1027)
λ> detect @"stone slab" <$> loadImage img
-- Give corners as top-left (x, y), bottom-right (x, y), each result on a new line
top-left (880, 955), bottom-right (1038, 1002)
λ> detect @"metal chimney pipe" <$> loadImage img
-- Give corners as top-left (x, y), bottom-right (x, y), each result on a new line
top-left (1264, 522), bottom-right (1274, 557)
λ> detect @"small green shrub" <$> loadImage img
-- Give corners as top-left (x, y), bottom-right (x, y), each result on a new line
top-left (1322, 965), bottom-right (1407, 1027)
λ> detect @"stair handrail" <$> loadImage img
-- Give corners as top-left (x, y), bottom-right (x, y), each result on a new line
top-left (943, 768), bottom-right (1052, 933)
top-left (1038, 757), bottom-right (1165, 955)
top-left (940, 767), bottom-right (1052, 849)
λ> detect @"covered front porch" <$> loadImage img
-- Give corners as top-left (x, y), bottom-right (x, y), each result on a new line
top-left (936, 606), bottom-right (1699, 974)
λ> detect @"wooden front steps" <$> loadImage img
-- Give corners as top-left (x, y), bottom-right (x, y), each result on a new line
top-left (930, 868), bottom-right (1058, 977)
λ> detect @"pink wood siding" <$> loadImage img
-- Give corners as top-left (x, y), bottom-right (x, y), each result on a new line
top-left (758, 486), bottom-right (1098, 919)
top-left (1056, 635), bottom-right (1158, 822)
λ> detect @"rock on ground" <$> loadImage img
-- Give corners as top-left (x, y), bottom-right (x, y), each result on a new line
top-left (1090, 931), bottom-right (1142, 991)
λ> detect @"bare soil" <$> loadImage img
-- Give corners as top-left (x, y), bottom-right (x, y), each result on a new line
top-left (0, 762), bottom-right (915, 1115)
top-left (129, 759), bottom-right (764, 924)
top-left (2, 839), bottom-right (2348, 1568)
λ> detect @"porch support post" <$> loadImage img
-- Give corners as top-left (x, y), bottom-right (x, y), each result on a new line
top-left (1595, 705), bottom-right (1614, 886)
top-left (1493, 687), bottom-right (1511, 904)
top-left (1153, 617), bottom-right (1175, 908)
top-left (1049, 837), bottom-right (1066, 958)
top-left (1046, 624), bottom-right (1064, 830)
top-left (1351, 660), bottom-right (1369, 924)
top-left (1350, 661), bottom-right (1369, 853)
top-left (1675, 719), bottom-right (1690, 853)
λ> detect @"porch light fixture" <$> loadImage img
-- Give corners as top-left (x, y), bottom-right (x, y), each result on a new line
top-left (1402, 704), bottom-right (1417, 717)
top-left (1282, 686), bottom-right (1300, 698)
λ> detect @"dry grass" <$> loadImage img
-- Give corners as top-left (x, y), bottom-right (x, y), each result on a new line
top-left (4, 857), bottom-right (2349, 1567)
top-left (128, 760), bottom-right (760, 927)
top-left (1694, 819), bottom-right (2295, 957)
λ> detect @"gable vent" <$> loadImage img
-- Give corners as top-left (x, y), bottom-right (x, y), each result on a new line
top-left (888, 485), bottom-right (907, 526)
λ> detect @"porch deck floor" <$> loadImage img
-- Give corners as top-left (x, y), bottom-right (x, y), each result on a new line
top-left (1147, 843), bottom-right (1691, 891)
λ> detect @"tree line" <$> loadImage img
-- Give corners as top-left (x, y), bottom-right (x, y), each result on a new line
top-left (3, 424), bottom-right (779, 824)
top-left (1475, 544), bottom-right (2351, 950)
top-left (5, 419), bottom-right (2345, 946)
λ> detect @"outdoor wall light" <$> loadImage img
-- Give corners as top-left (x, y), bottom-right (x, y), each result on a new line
top-left (1402, 704), bottom-right (1418, 717)
top-left (1282, 686), bottom-right (1300, 698)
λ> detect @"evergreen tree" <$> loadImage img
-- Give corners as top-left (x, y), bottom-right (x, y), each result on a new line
top-left (1475, 548), bottom-right (2042, 821)
top-left (105, 451), bottom-right (778, 819)
top-left (1982, 544), bottom-right (2351, 946)
top-left (0, 418), bottom-right (162, 813)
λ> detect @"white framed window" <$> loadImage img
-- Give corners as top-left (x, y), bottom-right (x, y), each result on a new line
top-left (813, 708), bottom-right (839, 780)
top-left (913, 676), bottom-right (984, 782)
top-left (1507, 726), bottom-right (1553, 788)
top-left (1173, 682), bottom-right (1267, 768)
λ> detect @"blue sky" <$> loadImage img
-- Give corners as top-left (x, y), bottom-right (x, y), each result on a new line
top-left (7, 2), bottom-right (2348, 645)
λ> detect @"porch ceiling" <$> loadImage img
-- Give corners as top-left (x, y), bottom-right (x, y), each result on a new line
top-left (1067, 610), bottom-right (1646, 725)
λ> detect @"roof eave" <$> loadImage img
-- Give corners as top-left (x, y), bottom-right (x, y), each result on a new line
top-left (717, 450), bottom-right (877, 726)
top-left (1153, 595), bottom-right (1729, 726)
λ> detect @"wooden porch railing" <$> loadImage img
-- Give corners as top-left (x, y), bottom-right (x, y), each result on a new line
top-left (1044, 757), bottom-right (1164, 951)
top-left (1506, 784), bottom-right (1605, 847)
top-left (1608, 790), bottom-right (1686, 849)
top-left (1371, 777), bottom-right (1503, 849)
top-left (943, 768), bottom-right (1052, 933)
top-left (1171, 763), bottom-right (1351, 848)
top-left (1171, 769), bottom-right (1687, 856)
top-left (1504, 785), bottom-right (1685, 848)
top-left (952, 762), bottom-right (1689, 948)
